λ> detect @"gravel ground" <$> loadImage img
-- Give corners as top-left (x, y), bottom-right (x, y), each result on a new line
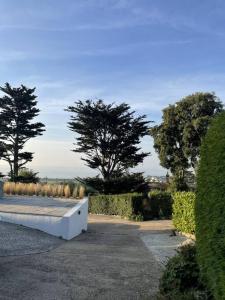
top-left (0, 215), bottom-right (185, 299)
top-left (0, 216), bottom-right (164, 299)
top-left (140, 232), bottom-right (191, 266)
top-left (0, 222), bottom-right (64, 256)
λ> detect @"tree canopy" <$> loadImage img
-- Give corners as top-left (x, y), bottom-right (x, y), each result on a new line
top-left (150, 92), bottom-right (223, 178)
top-left (0, 83), bottom-right (45, 180)
top-left (66, 99), bottom-right (150, 180)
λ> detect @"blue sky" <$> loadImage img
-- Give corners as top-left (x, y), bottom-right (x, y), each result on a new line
top-left (0, 0), bottom-right (224, 178)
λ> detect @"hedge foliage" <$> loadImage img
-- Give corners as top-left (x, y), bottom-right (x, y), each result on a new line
top-left (158, 244), bottom-right (212, 300)
top-left (196, 111), bottom-right (225, 300)
top-left (89, 193), bottom-right (145, 220)
top-left (172, 192), bottom-right (195, 234)
top-left (89, 191), bottom-right (172, 220)
top-left (149, 191), bottom-right (172, 219)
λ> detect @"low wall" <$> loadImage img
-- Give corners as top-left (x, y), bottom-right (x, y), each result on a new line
top-left (0, 197), bottom-right (88, 240)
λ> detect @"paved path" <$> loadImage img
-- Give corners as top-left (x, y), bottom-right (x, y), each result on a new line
top-left (0, 215), bottom-right (185, 300)
top-left (0, 196), bottom-right (79, 216)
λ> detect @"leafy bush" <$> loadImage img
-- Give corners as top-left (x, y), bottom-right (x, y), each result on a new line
top-left (172, 192), bottom-right (195, 234)
top-left (89, 193), bottom-right (146, 220)
top-left (196, 111), bottom-right (225, 299)
top-left (82, 173), bottom-right (148, 194)
top-left (158, 244), bottom-right (212, 300)
top-left (14, 168), bottom-right (39, 183)
top-left (149, 191), bottom-right (172, 219)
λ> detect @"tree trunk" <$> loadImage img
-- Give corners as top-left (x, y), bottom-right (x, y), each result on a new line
top-left (13, 139), bottom-right (19, 181)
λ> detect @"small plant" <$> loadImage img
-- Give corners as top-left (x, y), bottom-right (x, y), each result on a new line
top-left (129, 214), bottom-right (144, 221)
top-left (51, 185), bottom-right (58, 197)
top-left (28, 183), bottom-right (35, 196)
top-left (72, 185), bottom-right (78, 198)
top-left (15, 183), bottom-right (22, 195)
top-left (3, 182), bottom-right (11, 194)
top-left (45, 184), bottom-right (53, 197)
top-left (158, 244), bottom-right (212, 300)
top-left (78, 185), bottom-right (85, 198)
top-left (56, 184), bottom-right (64, 197)
top-left (64, 185), bottom-right (71, 198)
top-left (34, 183), bottom-right (42, 196)
top-left (9, 182), bottom-right (16, 195)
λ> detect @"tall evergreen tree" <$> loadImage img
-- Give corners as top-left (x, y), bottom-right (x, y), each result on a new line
top-left (0, 83), bottom-right (45, 180)
top-left (66, 100), bottom-right (150, 180)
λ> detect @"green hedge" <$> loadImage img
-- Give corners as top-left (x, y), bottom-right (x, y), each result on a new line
top-left (149, 191), bottom-right (172, 219)
top-left (196, 111), bottom-right (225, 299)
top-left (89, 192), bottom-right (172, 220)
top-left (89, 193), bottom-right (145, 220)
top-left (172, 192), bottom-right (195, 234)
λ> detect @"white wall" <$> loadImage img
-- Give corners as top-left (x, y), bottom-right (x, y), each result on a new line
top-left (0, 197), bottom-right (88, 240)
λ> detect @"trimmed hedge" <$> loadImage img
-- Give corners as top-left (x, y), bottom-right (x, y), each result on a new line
top-left (172, 192), bottom-right (195, 234)
top-left (149, 191), bottom-right (172, 219)
top-left (89, 192), bottom-right (172, 220)
top-left (196, 111), bottom-right (225, 299)
top-left (89, 193), bottom-right (145, 220)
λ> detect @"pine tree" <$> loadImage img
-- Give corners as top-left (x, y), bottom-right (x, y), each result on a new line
top-left (0, 83), bottom-right (45, 180)
top-left (66, 99), bottom-right (150, 180)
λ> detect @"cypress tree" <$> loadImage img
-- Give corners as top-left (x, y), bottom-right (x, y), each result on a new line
top-left (0, 83), bottom-right (45, 180)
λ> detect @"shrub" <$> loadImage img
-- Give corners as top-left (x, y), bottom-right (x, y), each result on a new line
top-left (89, 193), bottom-right (146, 220)
top-left (51, 184), bottom-right (58, 197)
top-left (72, 185), bottom-right (78, 198)
top-left (158, 244), bottom-right (212, 300)
top-left (172, 192), bottom-right (195, 234)
top-left (3, 182), bottom-right (85, 199)
top-left (64, 185), bottom-right (71, 198)
top-left (149, 191), bottom-right (172, 219)
top-left (27, 183), bottom-right (35, 196)
top-left (196, 111), bottom-right (225, 299)
top-left (9, 182), bottom-right (16, 195)
top-left (34, 183), bottom-right (42, 196)
top-left (82, 173), bottom-right (147, 194)
top-left (15, 183), bottom-right (23, 195)
top-left (15, 168), bottom-right (39, 183)
top-left (78, 185), bottom-right (85, 199)
top-left (3, 182), bottom-right (11, 194)
top-left (44, 184), bottom-right (52, 197)
top-left (56, 184), bottom-right (64, 197)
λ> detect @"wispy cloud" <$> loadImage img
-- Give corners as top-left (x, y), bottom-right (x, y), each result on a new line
top-left (0, 0), bottom-right (223, 38)
top-left (0, 38), bottom-right (192, 65)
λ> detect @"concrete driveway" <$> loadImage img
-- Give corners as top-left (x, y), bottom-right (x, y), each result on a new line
top-left (0, 215), bottom-right (174, 300)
